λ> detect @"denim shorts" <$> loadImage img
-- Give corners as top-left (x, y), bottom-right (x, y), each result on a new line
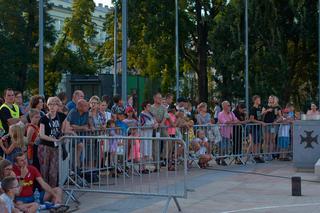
top-left (277, 137), bottom-right (290, 149)
top-left (218, 137), bottom-right (231, 150)
top-left (15, 191), bottom-right (45, 204)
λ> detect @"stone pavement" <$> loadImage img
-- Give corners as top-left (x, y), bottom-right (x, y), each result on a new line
top-left (69, 161), bottom-right (320, 213)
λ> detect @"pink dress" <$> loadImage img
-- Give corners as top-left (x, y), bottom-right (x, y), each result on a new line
top-left (128, 133), bottom-right (140, 161)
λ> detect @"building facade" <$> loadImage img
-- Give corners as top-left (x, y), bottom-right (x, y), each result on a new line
top-left (47, 0), bottom-right (111, 44)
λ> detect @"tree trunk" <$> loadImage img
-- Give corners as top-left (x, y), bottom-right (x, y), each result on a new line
top-left (195, 0), bottom-right (209, 103)
top-left (197, 47), bottom-right (208, 103)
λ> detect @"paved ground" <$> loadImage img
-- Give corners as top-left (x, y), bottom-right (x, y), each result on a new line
top-left (67, 161), bottom-right (320, 213)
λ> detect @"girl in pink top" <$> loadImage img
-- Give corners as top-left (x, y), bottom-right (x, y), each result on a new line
top-left (165, 105), bottom-right (177, 137)
top-left (165, 104), bottom-right (177, 171)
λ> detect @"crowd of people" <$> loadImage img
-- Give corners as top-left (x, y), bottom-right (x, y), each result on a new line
top-left (0, 87), bottom-right (318, 212)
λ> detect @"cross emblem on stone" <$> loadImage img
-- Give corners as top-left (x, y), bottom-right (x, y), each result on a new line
top-left (300, 130), bottom-right (318, 149)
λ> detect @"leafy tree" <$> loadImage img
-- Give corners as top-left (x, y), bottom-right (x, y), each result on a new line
top-left (46, 0), bottom-right (98, 96)
top-left (0, 0), bottom-right (55, 94)
top-left (180, 0), bottom-right (226, 102)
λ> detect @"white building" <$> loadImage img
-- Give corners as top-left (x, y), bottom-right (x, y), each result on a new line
top-left (47, 0), bottom-right (111, 43)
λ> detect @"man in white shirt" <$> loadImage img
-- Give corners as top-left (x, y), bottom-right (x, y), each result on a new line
top-left (0, 176), bottom-right (23, 213)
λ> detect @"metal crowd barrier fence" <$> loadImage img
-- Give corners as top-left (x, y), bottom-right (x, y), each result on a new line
top-left (187, 123), bottom-right (293, 165)
top-left (58, 135), bottom-right (188, 213)
top-left (244, 122), bottom-right (293, 162)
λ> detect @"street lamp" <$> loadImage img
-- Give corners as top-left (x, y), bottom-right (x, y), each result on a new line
top-left (113, 0), bottom-right (118, 96)
top-left (244, 0), bottom-right (249, 113)
top-left (121, 0), bottom-right (127, 105)
top-left (39, 0), bottom-right (44, 96)
top-left (175, 0), bottom-right (179, 100)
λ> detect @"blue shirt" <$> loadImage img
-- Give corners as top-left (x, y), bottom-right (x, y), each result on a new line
top-left (67, 109), bottom-right (89, 126)
top-left (115, 120), bottom-right (128, 135)
top-left (66, 101), bottom-right (76, 111)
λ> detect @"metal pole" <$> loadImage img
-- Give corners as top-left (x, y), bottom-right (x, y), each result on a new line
top-left (39, 0), bottom-right (44, 96)
top-left (175, 0), bottom-right (179, 100)
top-left (121, 0), bottom-right (127, 105)
top-left (113, 1), bottom-right (118, 96)
top-left (245, 0), bottom-right (249, 113)
top-left (318, 0), bottom-right (320, 107)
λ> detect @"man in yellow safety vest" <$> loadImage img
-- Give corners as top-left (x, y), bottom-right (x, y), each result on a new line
top-left (0, 88), bottom-right (24, 157)
top-left (0, 88), bottom-right (23, 134)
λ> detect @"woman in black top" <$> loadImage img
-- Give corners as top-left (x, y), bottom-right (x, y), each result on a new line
top-left (38, 97), bottom-right (66, 187)
top-left (262, 95), bottom-right (281, 161)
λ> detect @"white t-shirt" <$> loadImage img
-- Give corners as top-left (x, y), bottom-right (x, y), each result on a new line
top-left (193, 137), bottom-right (208, 155)
top-left (278, 124), bottom-right (290, 137)
top-left (0, 193), bottom-right (13, 213)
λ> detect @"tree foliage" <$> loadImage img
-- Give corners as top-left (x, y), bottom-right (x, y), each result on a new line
top-left (1, 0), bottom-right (319, 109)
top-left (209, 0), bottom-right (318, 109)
top-left (46, 0), bottom-right (98, 96)
top-left (0, 0), bottom-right (55, 94)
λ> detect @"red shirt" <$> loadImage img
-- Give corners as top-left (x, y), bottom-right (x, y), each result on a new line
top-left (13, 165), bottom-right (41, 197)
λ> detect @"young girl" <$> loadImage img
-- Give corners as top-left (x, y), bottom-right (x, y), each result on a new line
top-left (165, 104), bottom-right (177, 171)
top-left (0, 122), bottom-right (26, 163)
top-left (26, 109), bottom-right (41, 169)
top-left (98, 100), bottom-right (112, 128)
top-left (89, 96), bottom-right (103, 130)
top-left (107, 120), bottom-right (121, 167)
top-left (128, 128), bottom-right (140, 163)
top-left (191, 130), bottom-right (212, 168)
top-left (277, 108), bottom-right (294, 161)
top-left (123, 106), bottom-right (138, 128)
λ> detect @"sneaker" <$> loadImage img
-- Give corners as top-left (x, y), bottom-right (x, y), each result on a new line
top-left (264, 154), bottom-right (273, 161)
top-left (235, 159), bottom-right (242, 165)
top-left (49, 204), bottom-right (69, 213)
top-left (221, 160), bottom-right (227, 166)
top-left (215, 159), bottom-right (221, 165)
top-left (254, 157), bottom-right (265, 163)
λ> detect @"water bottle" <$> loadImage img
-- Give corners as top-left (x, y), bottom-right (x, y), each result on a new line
top-left (33, 188), bottom-right (40, 204)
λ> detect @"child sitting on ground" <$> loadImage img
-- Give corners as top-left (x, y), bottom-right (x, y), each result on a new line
top-left (191, 130), bottom-right (212, 168)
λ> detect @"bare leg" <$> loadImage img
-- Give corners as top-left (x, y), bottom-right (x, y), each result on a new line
top-left (44, 187), bottom-right (63, 204)
top-left (15, 202), bottom-right (39, 213)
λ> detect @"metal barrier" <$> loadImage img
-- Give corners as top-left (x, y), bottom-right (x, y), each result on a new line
top-left (187, 123), bottom-right (293, 165)
top-left (244, 123), bottom-right (293, 162)
top-left (58, 135), bottom-right (188, 213)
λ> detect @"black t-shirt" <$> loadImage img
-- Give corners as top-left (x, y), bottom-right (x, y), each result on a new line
top-left (249, 106), bottom-right (263, 121)
top-left (40, 112), bottom-right (66, 147)
top-left (0, 105), bottom-right (23, 134)
top-left (263, 105), bottom-right (281, 123)
top-left (233, 109), bottom-right (245, 121)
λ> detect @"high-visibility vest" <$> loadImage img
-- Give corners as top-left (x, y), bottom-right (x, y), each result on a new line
top-left (0, 103), bottom-right (20, 130)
